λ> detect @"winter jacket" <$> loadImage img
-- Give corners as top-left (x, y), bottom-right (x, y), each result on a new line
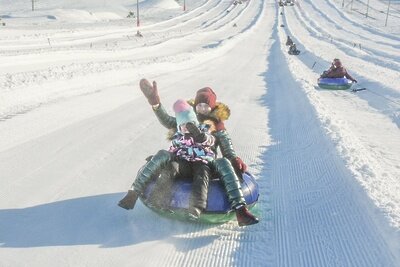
top-left (151, 102), bottom-right (246, 208)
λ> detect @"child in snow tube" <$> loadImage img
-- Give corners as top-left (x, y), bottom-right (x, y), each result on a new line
top-left (119, 81), bottom-right (259, 226)
top-left (318, 59), bottom-right (357, 89)
top-left (158, 99), bottom-right (217, 221)
top-left (320, 58), bottom-right (357, 82)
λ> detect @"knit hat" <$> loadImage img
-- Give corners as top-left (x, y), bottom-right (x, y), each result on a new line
top-left (194, 87), bottom-right (217, 110)
top-left (173, 99), bottom-right (199, 129)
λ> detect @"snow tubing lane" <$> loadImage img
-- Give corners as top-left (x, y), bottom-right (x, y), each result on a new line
top-left (318, 77), bottom-right (353, 90)
top-left (140, 172), bottom-right (259, 224)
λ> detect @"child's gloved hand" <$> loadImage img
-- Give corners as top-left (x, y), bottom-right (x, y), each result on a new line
top-left (186, 122), bottom-right (206, 143)
top-left (139, 79), bottom-right (160, 106)
top-left (232, 157), bottom-right (247, 173)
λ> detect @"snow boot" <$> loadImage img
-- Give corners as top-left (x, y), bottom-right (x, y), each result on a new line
top-left (118, 190), bottom-right (139, 210)
top-left (235, 205), bottom-right (259, 226)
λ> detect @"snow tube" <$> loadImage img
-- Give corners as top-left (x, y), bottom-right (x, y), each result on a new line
top-left (318, 77), bottom-right (353, 90)
top-left (288, 50), bottom-right (300, 55)
top-left (140, 172), bottom-right (259, 224)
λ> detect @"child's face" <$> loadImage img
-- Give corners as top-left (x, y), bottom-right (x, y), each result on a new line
top-left (195, 103), bottom-right (211, 115)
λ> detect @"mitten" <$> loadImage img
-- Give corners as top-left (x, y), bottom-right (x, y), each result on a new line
top-left (140, 79), bottom-right (160, 105)
top-left (232, 157), bottom-right (247, 173)
top-left (186, 122), bottom-right (206, 143)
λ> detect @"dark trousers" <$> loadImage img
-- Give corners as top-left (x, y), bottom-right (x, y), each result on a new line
top-left (149, 158), bottom-right (211, 211)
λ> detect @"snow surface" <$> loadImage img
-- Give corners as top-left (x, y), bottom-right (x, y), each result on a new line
top-left (0, 0), bottom-right (399, 266)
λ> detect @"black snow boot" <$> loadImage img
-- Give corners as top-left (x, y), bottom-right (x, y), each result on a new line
top-left (118, 190), bottom-right (139, 210)
top-left (235, 205), bottom-right (259, 226)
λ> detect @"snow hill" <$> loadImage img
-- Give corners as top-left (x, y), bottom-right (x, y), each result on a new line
top-left (0, 0), bottom-right (399, 266)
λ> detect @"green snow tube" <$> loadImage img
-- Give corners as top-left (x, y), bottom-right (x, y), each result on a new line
top-left (318, 77), bottom-right (353, 90)
top-left (140, 172), bottom-right (259, 224)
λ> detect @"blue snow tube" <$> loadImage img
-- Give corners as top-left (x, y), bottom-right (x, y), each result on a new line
top-left (318, 77), bottom-right (353, 90)
top-left (140, 172), bottom-right (259, 224)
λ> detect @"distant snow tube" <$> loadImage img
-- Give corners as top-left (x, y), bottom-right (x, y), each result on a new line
top-left (288, 50), bottom-right (300, 55)
top-left (140, 172), bottom-right (259, 224)
top-left (318, 77), bottom-right (353, 90)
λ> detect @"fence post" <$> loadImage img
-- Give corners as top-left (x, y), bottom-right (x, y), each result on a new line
top-left (136, 0), bottom-right (140, 27)
top-left (311, 62), bottom-right (317, 69)
top-left (385, 0), bottom-right (391, 27)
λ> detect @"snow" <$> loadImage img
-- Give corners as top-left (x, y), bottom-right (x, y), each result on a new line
top-left (140, 0), bottom-right (181, 10)
top-left (0, 0), bottom-right (399, 266)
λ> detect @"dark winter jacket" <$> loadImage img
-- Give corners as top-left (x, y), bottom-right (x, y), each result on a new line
top-left (153, 102), bottom-right (239, 161)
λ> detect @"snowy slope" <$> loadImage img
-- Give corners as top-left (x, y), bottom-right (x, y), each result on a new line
top-left (1, 0), bottom-right (399, 266)
top-left (280, 0), bottom-right (400, 230)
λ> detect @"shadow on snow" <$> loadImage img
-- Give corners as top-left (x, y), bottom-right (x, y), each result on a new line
top-left (0, 192), bottom-right (217, 249)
